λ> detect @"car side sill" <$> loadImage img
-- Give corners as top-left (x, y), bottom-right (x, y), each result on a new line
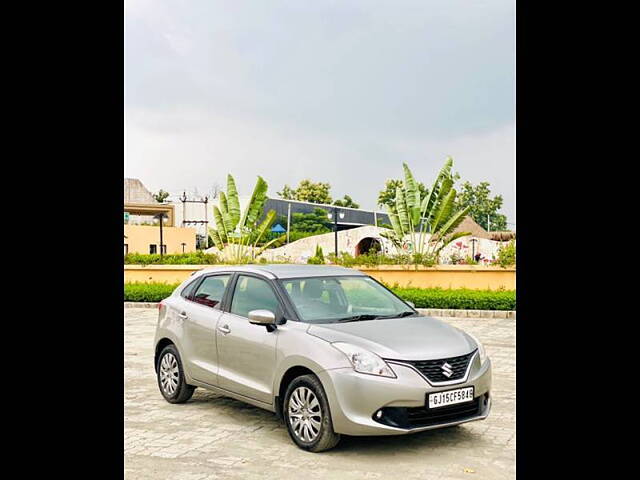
top-left (188, 379), bottom-right (276, 413)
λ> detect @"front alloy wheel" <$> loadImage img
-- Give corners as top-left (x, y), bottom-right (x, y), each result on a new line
top-left (283, 374), bottom-right (340, 452)
top-left (288, 386), bottom-right (323, 442)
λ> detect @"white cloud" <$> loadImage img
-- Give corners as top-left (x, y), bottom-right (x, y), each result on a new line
top-left (125, 106), bottom-right (515, 222)
top-left (125, 1), bottom-right (515, 224)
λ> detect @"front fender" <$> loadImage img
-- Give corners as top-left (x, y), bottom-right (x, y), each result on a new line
top-left (272, 324), bottom-right (352, 399)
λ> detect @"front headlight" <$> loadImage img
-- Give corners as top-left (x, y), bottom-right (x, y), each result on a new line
top-left (332, 342), bottom-right (396, 378)
top-left (466, 332), bottom-right (488, 364)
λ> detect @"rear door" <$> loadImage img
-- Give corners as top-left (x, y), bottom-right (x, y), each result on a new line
top-left (180, 273), bottom-right (232, 386)
top-left (216, 274), bottom-right (281, 404)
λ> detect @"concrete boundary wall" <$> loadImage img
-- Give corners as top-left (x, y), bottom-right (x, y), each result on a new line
top-left (124, 264), bottom-right (515, 290)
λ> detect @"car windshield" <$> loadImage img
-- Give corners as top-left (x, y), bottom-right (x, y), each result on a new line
top-left (279, 275), bottom-right (418, 324)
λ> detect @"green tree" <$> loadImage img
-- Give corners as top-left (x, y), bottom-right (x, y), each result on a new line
top-left (153, 189), bottom-right (170, 203)
top-left (277, 185), bottom-right (296, 200)
top-left (277, 179), bottom-right (333, 204)
top-left (333, 194), bottom-right (360, 209)
top-left (455, 181), bottom-right (507, 231)
top-left (381, 158), bottom-right (471, 261)
top-left (377, 179), bottom-right (428, 209)
top-left (291, 208), bottom-right (332, 233)
top-left (208, 174), bottom-right (285, 261)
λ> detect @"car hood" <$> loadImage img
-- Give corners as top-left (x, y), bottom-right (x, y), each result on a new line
top-left (307, 315), bottom-right (476, 361)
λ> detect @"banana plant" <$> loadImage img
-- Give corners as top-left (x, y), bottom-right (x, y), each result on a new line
top-left (208, 174), bottom-right (284, 262)
top-left (380, 158), bottom-right (471, 261)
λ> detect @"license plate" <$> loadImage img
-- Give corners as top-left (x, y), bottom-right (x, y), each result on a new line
top-left (428, 387), bottom-right (474, 409)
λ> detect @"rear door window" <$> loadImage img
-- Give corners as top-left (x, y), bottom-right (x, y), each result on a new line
top-left (180, 278), bottom-right (201, 299)
top-left (191, 275), bottom-right (231, 309)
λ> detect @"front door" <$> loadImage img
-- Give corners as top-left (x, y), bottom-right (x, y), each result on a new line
top-left (216, 274), bottom-right (281, 404)
top-left (181, 273), bottom-right (232, 386)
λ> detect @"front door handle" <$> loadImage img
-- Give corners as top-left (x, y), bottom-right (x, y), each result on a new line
top-left (218, 324), bottom-right (231, 335)
top-left (178, 312), bottom-right (188, 320)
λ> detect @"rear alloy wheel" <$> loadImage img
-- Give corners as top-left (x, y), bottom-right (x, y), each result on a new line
top-left (283, 374), bottom-right (340, 452)
top-left (157, 344), bottom-right (195, 404)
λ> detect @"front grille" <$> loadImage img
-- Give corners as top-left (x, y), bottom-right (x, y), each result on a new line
top-left (399, 350), bottom-right (476, 383)
top-left (374, 394), bottom-right (487, 429)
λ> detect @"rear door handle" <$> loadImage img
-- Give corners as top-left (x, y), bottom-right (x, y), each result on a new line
top-left (218, 324), bottom-right (231, 335)
top-left (178, 312), bottom-right (188, 320)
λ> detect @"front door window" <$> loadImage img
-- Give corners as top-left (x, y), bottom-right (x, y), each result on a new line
top-left (230, 275), bottom-right (280, 318)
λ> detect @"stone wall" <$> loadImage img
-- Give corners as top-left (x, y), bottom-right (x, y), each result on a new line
top-left (437, 237), bottom-right (506, 264)
top-left (258, 225), bottom-right (509, 264)
top-left (258, 226), bottom-right (394, 263)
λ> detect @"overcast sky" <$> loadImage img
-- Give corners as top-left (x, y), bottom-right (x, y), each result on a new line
top-left (125, 0), bottom-right (515, 225)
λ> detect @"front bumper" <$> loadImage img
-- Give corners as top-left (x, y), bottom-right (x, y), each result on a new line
top-left (317, 355), bottom-right (492, 436)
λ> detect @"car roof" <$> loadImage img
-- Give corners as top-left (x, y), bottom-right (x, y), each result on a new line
top-left (196, 264), bottom-right (365, 279)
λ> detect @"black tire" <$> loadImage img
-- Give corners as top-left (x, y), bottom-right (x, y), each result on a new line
top-left (283, 374), bottom-right (340, 452)
top-left (156, 344), bottom-right (195, 404)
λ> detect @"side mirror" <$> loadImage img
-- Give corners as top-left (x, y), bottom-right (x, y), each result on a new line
top-left (406, 301), bottom-right (415, 309)
top-left (248, 309), bottom-right (276, 326)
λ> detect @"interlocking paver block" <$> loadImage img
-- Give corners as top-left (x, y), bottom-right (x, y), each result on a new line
top-left (125, 308), bottom-right (515, 479)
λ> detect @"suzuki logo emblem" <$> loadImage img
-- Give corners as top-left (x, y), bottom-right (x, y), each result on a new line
top-left (441, 362), bottom-right (454, 378)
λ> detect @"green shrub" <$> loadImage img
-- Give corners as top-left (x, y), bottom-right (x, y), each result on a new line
top-left (124, 282), bottom-right (179, 302)
top-left (326, 251), bottom-right (436, 268)
top-left (124, 282), bottom-right (515, 310)
top-left (392, 287), bottom-right (515, 310)
top-left (124, 252), bottom-right (221, 265)
top-left (410, 252), bottom-right (437, 267)
top-left (495, 240), bottom-right (516, 268)
top-left (307, 245), bottom-right (325, 264)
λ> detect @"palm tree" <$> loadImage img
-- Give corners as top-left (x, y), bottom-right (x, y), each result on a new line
top-left (208, 174), bottom-right (284, 262)
top-left (381, 158), bottom-right (471, 262)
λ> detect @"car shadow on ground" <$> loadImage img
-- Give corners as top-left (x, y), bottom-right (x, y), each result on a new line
top-left (187, 388), bottom-right (483, 455)
top-left (335, 425), bottom-right (477, 454)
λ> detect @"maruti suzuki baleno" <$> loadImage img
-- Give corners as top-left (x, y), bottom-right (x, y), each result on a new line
top-left (154, 265), bottom-right (491, 452)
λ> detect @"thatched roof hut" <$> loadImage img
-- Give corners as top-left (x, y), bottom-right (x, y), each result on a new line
top-left (489, 231), bottom-right (516, 241)
top-left (452, 216), bottom-right (492, 239)
top-left (450, 216), bottom-right (515, 242)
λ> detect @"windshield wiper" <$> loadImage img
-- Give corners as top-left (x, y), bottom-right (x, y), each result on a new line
top-left (374, 311), bottom-right (420, 319)
top-left (336, 314), bottom-right (381, 323)
top-left (336, 311), bottom-right (418, 322)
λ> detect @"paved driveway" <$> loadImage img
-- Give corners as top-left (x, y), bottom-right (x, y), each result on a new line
top-left (125, 308), bottom-right (515, 479)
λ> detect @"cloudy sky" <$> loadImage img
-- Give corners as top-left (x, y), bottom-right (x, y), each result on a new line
top-left (125, 0), bottom-right (515, 224)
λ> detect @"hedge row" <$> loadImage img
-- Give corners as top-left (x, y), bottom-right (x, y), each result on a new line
top-left (124, 282), bottom-right (515, 311)
top-left (124, 283), bottom-right (177, 302)
top-left (392, 287), bottom-right (515, 311)
top-left (124, 252), bottom-right (221, 265)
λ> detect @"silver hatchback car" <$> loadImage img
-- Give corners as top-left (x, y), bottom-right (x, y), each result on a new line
top-left (154, 265), bottom-right (491, 452)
